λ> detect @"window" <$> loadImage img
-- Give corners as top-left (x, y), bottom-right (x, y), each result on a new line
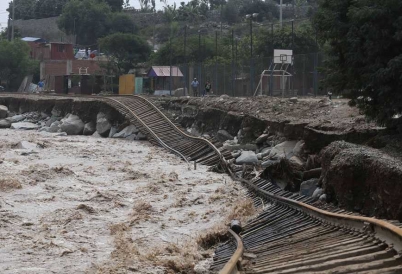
top-left (58, 44), bottom-right (66, 52)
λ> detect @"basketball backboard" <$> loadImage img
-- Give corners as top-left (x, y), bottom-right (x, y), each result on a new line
top-left (274, 49), bottom-right (293, 64)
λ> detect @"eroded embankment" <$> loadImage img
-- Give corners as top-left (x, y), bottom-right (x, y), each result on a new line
top-left (0, 96), bottom-right (125, 127)
top-left (154, 96), bottom-right (402, 221)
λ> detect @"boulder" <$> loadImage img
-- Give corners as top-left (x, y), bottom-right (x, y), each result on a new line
top-left (113, 125), bottom-right (139, 138)
top-left (60, 114), bottom-right (85, 135)
top-left (289, 156), bottom-right (304, 170)
top-left (135, 132), bottom-right (147, 140)
top-left (312, 187), bottom-right (323, 200)
top-left (48, 121), bottom-right (61, 133)
top-left (255, 133), bottom-right (269, 144)
top-left (109, 127), bottom-right (118, 138)
top-left (299, 179), bottom-right (318, 197)
top-left (262, 159), bottom-right (280, 168)
top-left (38, 127), bottom-right (50, 132)
top-left (45, 116), bottom-right (61, 127)
top-left (0, 119), bottom-right (11, 128)
top-left (126, 134), bottom-right (137, 141)
top-left (16, 141), bottom-right (37, 150)
top-left (289, 97), bottom-right (298, 103)
top-left (292, 140), bottom-right (305, 156)
top-left (83, 121), bottom-right (96, 136)
top-left (236, 151), bottom-right (258, 165)
top-left (268, 141), bottom-right (298, 159)
top-left (319, 194), bottom-right (327, 201)
top-left (6, 114), bottom-right (25, 123)
top-left (10, 122), bottom-right (39, 130)
top-left (261, 147), bottom-right (271, 156)
top-left (0, 105), bottom-right (8, 119)
top-left (92, 131), bottom-right (102, 138)
top-left (217, 130), bottom-right (234, 142)
top-left (96, 113), bottom-right (112, 137)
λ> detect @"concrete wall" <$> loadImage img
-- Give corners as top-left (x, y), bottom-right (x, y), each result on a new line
top-left (12, 17), bottom-right (74, 43)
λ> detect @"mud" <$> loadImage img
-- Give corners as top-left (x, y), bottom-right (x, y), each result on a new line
top-left (0, 129), bottom-right (254, 273)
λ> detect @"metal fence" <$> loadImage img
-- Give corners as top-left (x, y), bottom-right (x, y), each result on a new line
top-left (170, 52), bottom-right (327, 97)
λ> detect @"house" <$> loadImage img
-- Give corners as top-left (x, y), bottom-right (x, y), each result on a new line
top-left (22, 37), bottom-right (75, 61)
top-left (147, 66), bottom-right (184, 95)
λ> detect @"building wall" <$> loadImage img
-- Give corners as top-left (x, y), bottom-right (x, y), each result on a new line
top-left (50, 43), bottom-right (74, 60)
top-left (41, 60), bottom-right (106, 79)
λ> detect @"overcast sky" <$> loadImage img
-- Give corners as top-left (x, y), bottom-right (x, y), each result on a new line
top-left (0, 0), bottom-right (180, 31)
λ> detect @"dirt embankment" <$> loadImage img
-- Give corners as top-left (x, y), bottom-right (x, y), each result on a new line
top-left (0, 96), bottom-right (125, 126)
top-left (153, 96), bottom-right (384, 152)
top-left (320, 141), bottom-right (402, 220)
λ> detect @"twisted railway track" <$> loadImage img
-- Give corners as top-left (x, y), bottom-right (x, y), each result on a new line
top-left (2, 94), bottom-right (402, 273)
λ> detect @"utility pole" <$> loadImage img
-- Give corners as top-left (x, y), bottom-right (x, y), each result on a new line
top-left (231, 29), bottom-right (234, 97)
top-left (215, 31), bottom-right (218, 93)
top-left (169, 36), bottom-right (172, 96)
top-left (11, 0), bottom-right (15, 41)
top-left (184, 25), bottom-right (187, 95)
top-left (280, 0), bottom-right (283, 29)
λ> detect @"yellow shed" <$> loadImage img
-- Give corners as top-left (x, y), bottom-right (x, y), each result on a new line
top-left (119, 74), bottom-right (135, 95)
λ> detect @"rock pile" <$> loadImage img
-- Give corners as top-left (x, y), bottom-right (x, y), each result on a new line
top-left (0, 104), bottom-right (147, 142)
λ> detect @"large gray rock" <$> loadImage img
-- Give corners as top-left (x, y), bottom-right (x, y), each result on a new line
top-left (92, 131), bottom-right (102, 138)
top-left (11, 122), bottom-right (39, 130)
top-left (60, 114), bottom-right (84, 135)
top-left (268, 141), bottom-right (298, 160)
top-left (0, 105), bottom-right (8, 119)
top-left (135, 132), bottom-right (147, 140)
top-left (0, 119), bottom-right (11, 128)
top-left (236, 151), bottom-right (258, 165)
top-left (108, 127), bottom-right (118, 138)
top-left (217, 130), bottom-right (234, 142)
top-left (16, 141), bottom-right (37, 150)
top-left (96, 113), bottom-right (111, 137)
top-left (299, 179), bottom-right (319, 197)
top-left (312, 187), bottom-right (323, 200)
top-left (45, 116), bottom-right (61, 127)
top-left (6, 114), bottom-right (25, 123)
top-left (255, 134), bottom-right (269, 144)
top-left (113, 125), bottom-right (139, 138)
top-left (293, 140), bottom-right (305, 156)
top-left (48, 121), bottom-right (61, 133)
top-left (83, 121), bottom-right (96, 135)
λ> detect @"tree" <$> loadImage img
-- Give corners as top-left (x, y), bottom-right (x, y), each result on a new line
top-left (99, 33), bottom-right (151, 74)
top-left (58, 0), bottom-right (138, 45)
top-left (7, 0), bottom-right (36, 20)
top-left (314, 0), bottom-right (402, 123)
top-left (105, 0), bottom-right (124, 12)
top-left (33, 0), bottom-right (70, 18)
top-left (109, 13), bottom-right (138, 34)
top-left (0, 40), bottom-right (38, 90)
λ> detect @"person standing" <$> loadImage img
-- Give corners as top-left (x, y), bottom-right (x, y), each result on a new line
top-left (191, 78), bottom-right (199, 97)
top-left (204, 81), bottom-right (212, 96)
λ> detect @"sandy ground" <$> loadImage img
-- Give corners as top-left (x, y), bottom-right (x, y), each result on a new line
top-left (0, 129), bottom-right (254, 274)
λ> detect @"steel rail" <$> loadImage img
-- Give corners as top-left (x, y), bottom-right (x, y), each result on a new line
top-left (219, 229), bottom-right (244, 274)
top-left (217, 173), bottom-right (402, 274)
top-left (129, 95), bottom-right (228, 169)
top-left (102, 97), bottom-right (191, 166)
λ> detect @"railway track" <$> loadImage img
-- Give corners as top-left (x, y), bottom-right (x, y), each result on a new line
top-left (101, 96), bottom-right (233, 167)
top-left (212, 177), bottom-right (402, 273)
top-left (2, 94), bottom-right (402, 273)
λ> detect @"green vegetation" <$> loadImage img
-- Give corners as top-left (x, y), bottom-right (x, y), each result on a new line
top-left (57, 0), bottom-right (137, 45)
top-left (314, 0), bottom-right (402, 123)
top-left (0, 39), bottom-right (38, 90)
top-left (99, 33), bottom-right (151, 74)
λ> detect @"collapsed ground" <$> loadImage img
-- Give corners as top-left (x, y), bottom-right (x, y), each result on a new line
top-left (154, 95), bottom-right (402, 221)
top-left (0, 130), bottom-right (255, 273)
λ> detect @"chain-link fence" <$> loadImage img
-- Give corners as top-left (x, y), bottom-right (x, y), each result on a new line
top-left (167, 52), bottom-right (327, 97)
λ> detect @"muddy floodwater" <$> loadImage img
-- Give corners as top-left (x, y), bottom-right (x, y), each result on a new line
top-left (0, 130), bottom-right (254, 274)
